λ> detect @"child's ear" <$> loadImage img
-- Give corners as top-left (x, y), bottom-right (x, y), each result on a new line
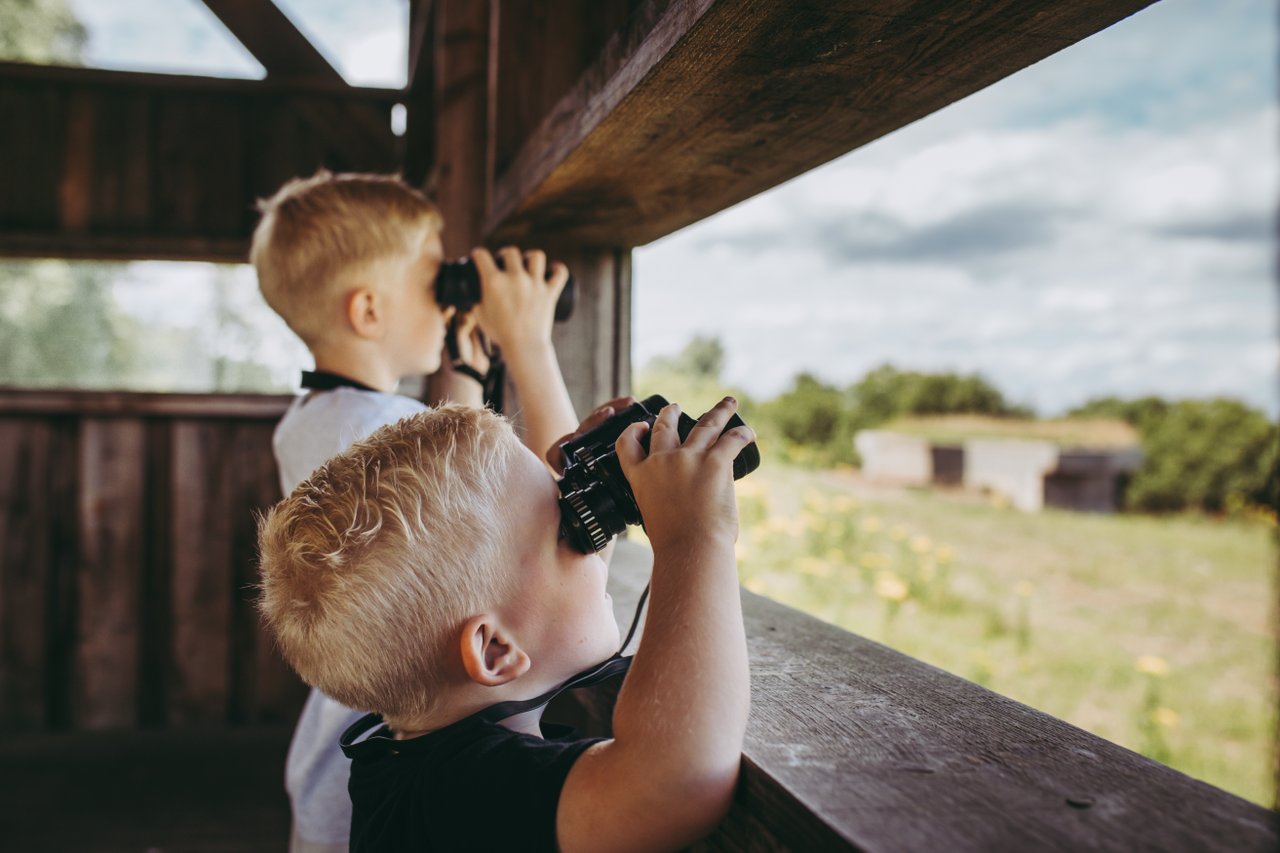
top-left (459, 615), bottom-right (531, 687)
top-left (345, 286), bottom-right (382, 339)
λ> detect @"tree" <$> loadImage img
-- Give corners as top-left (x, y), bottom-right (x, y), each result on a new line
top-left (0, 260), bottom-right (138, 389)
top-left (1071, 394), bottom-right (1277, 513)
top-left (645, 335), bottom-right (725, 380)
top-left (0, 0), bottom-right (87, 64)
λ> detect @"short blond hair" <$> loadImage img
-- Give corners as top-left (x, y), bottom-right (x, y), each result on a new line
top-left (250, 170), bottom-right (443, 347)
top-left (257, 406), bottom-right (522, 722)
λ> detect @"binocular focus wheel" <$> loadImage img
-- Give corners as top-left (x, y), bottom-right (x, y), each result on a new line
top-left (564, 491), bottom-right (610, 553)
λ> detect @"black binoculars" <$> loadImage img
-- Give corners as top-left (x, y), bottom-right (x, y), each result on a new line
top-left (435, 256), bottom-right (576, 322)
top-left (556, 395), bottom-right (761, 553)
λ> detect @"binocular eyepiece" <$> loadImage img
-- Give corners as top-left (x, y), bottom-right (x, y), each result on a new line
top-left (435, 257), bottom-right (576, 322)
top-left (556, 395), bottom-right (761, 554)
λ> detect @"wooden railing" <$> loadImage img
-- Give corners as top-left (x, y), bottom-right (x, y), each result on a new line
top-left (602, 541), bottom-right (1277, 851)
top-left (0, 389), bottom-right (305, 731)
top-left (1, 389), bottom-right (1275, 850)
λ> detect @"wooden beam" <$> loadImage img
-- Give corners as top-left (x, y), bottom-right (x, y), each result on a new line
top-left (199, 0), bottom-right (343, 83)
top-left (402, 0), bottom-right (435, 187)
top-left (425, 0), bottom-right (492, 257)
top-left (485, 0), bottom-right (1159, 247)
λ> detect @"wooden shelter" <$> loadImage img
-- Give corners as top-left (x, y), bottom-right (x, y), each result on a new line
top-left (1, 1), bottom-right (1275, 849)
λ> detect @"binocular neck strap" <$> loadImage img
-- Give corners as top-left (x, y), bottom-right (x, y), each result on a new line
top-left (300, 369), bottom-right (377, 393)
top-left (471, 654), bottom-right (632, 725)
top-left (445, 317), bottom-right (507, 410)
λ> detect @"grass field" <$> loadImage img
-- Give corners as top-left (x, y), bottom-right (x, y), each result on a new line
top-left (713, 459), bottom-right (1275, 807)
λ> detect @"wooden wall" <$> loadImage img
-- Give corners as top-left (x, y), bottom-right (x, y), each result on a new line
top-left (0, 390), bottom-right (305, 731)
top-left (0, 62), bottom-right (400, 262)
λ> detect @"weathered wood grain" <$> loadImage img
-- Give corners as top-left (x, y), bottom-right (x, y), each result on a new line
top-left (0, 392), bottom-right (307, 731)
top-left (602, 541), bottom-right (1279, 851)
top-left (0, 62), bottom-right (400, 262)
top-left (0, 420), bottom-right (52, 728)
top-left (486, 0), bottom-right (1159, 247)
top-left (73, 418), bottom-right (145, 729)
top-left (169, 421), bottom-right (236, 725)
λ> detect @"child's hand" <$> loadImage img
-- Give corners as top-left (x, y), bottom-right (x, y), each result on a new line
top-left (614, 397), bottom-right (755, 553)
top-left (449, 309), bottom-right (491, 376)
top-left (546, 395), bottom-right (637, 475)
top-left (470, 246), bottom-right (568, 354)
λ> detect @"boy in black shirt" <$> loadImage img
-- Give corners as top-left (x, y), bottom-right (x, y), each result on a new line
top-left (258, 397), bottom-right (754, 851)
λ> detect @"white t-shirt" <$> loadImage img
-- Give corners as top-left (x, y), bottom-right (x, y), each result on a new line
top-left (273, 387), bottom-right (428, 847)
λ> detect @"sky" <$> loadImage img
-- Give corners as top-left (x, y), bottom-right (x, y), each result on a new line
top-left (64, 0), bottom-right (1278, 416)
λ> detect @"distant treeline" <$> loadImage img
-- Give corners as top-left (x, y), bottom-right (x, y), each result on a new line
top-left (637, 336), bottom-right (1277, 514)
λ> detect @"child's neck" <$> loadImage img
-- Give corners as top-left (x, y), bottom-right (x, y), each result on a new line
top-left (311, 344), bottom-right (400, 394)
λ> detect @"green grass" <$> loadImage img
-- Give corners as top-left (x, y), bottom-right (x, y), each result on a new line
top-left (725, 461), bottom-right (1277, 807)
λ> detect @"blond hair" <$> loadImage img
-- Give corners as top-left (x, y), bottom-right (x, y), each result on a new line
top-left (257, 405), bottom-right (522, 722)
top-left (250, 170), bottom-right (443, 347)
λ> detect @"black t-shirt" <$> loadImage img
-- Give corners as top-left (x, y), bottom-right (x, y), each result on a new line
top-left (344, 713), bottom-right (604, 852)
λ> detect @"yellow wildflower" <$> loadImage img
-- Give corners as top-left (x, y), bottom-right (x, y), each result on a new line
top-left (1135, 655), bottom-right (1170, 677)
top-left (1151, 708), bottom-right (1180, 729)
top-left (874, 571), bottom-right (909, 602)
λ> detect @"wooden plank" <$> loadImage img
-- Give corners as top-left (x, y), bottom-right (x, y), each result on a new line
top-left (0, 421), bottom-right (52, 729)
top-left (199, 0), bottom-right (344, 84)
top-left (600, 542), bottom-right (1279, 851)
top-left (151, 91), bottom-right (246, 238)
top-left (402, 0), bottom-right (435, 186)
top-left (550, 247), bottom-right (631, 416)
top-left (0, 63), bottom-right (401, 262)
top-left (168, 421), bottom-right (235, 725)
top-left (492, 1), bottom-right (650, 178)
top-left (0, 390), bottom-right (293, 419)
top-left (43, 417), bottom-right (79, 730)
top-left (59, 88), bottom-right (93, 233)
top-left (137, 420), bottom-right (173, 728)
top-left (0, 82), bottom-right (64, 228)
top-left (486, 0), bottom-right (1158, 247)
top-left (73, 418), bottom-right (145, 729)
top-left (0, 231), bottom-right (253, 262)
top-left (427, 0), bottom-right (492, 252)
top-left (0, 60), bottom-right (401, 97)
top-left (89, 90), bottom-right (151, 233)
top-left (228, 420), bottom-right (305, 725)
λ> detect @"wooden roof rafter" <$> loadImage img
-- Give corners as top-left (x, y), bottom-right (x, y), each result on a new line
top-left (483, 0), bottom-right (1163, 247)
top-left (199, 0), bottom-right (344, 83)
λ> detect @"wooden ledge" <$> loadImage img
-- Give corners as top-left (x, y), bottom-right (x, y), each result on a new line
top-left (604, 540), bottom-right (1278, 851)
top-left (0, 388), bottom-right (294, 419)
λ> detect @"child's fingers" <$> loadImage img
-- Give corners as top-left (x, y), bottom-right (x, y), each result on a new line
top-left (614, 421), bottom-right (651, 475)
top-left (709, 424), bottom-right (756, 464)
top-left (648, 403), bottom-right (682, 452)
top-left (523, 249), bottom-right (547, 282)
top-left (682, 396), bottom-right (738, 451)
top-left (470, 247), bottom-right (498, 277)
top-left (547, 260), bottom-right (570, 294)
top-left (497, 245), bottom-right (524, 274)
